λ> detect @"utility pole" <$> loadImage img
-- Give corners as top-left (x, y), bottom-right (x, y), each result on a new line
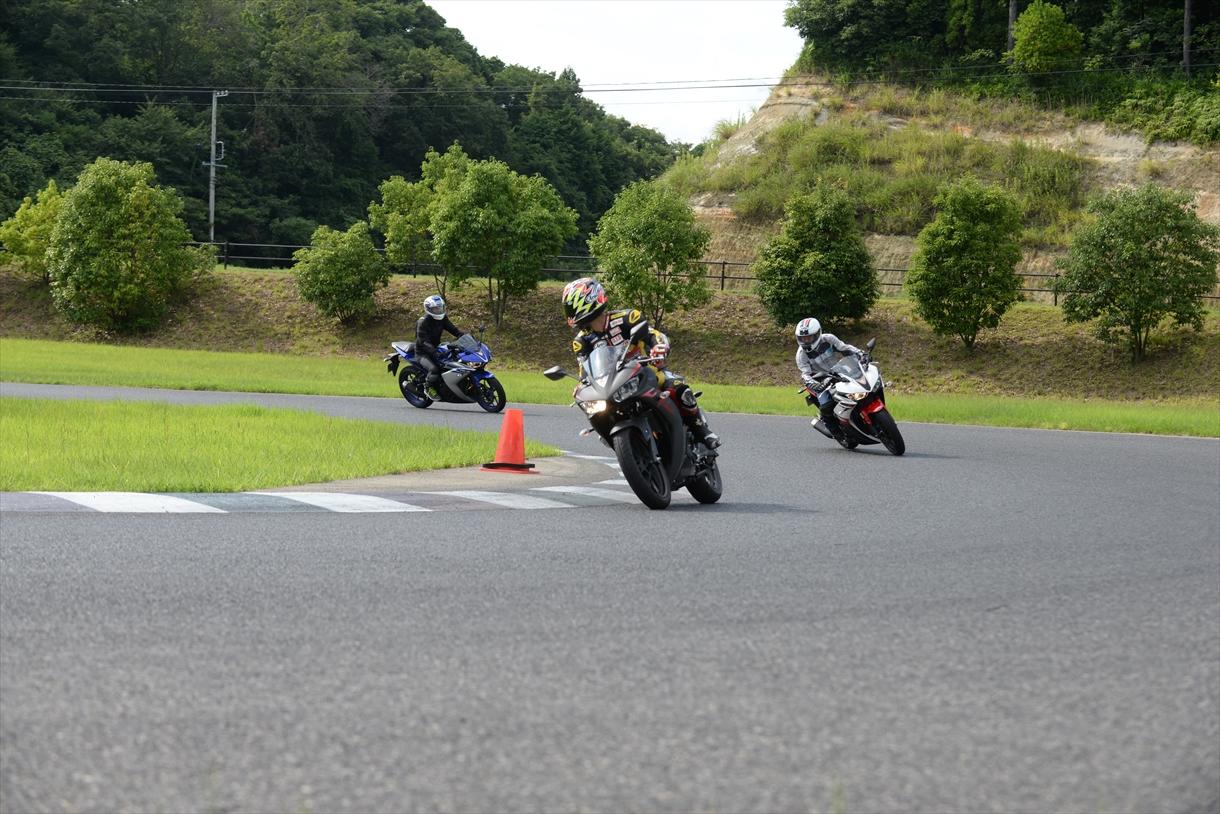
top-left (1184, 0), bottom-right (1193, 79)
top-left (204, 90), bottom-right (229, 243)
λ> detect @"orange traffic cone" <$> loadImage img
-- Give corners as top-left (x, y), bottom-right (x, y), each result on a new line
top-left (481, 408), bottom-right (536, 473)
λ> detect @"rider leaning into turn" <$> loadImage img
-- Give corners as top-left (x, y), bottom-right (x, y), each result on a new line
top-left (561, 276), bottom-right (721, 450)
top-left (794, 316), bottom-right (863, 440)
top-left (415, 294), bottom-right (465, 392)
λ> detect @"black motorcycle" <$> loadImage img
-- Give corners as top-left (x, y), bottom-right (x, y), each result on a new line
top-left (544, 324), bottom-right (722, 510)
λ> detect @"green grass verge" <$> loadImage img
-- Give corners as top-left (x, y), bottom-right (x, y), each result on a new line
top-left (0, 397), bottom-right (559, 492)
top-left (2, 337), bottom-right (1217, 437)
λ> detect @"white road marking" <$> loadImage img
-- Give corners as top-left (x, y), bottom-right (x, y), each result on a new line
top-left (531, 485), bottom-right (639, 503)
top-left (255, 492), bottom-right (430, 512)
top-left (433, 490), bottom-right (574, 510)
top-left (597, 478), bottom-right (629, 486)
top-left (32, 492), bottom-right (227, 513)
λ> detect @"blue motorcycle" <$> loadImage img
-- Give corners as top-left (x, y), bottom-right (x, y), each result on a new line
top-left (383, 328), bottom-right (506, 412)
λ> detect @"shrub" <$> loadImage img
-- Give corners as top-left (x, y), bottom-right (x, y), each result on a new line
top-left (906, 177), bottom-right (1024, 349)
top-left (292, 220), bottom-right (389, 323)
top-left (47, 159), bottom-right (211, 332)
top-left (1056, 184), bottom-right (1220, 361)
top-left (753, 185), bottom-right (877, 327)
top-left (1010, 1), bottom-right (1083, 75)
top-left (0, 179), bottom-right (63, 283)
top-left (588, 180), bottom-right (712, 330)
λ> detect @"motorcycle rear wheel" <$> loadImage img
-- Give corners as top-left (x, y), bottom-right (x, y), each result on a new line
top-left (871, 408), bottom-right (905, 456)
top-left (613, 430), bottom-right (671, 510)
top-left (398, 367), bottom-right (433, 409)
top-left (473, 376), bottom-right (506, 413)
top-left (685, 456), bottom-right (722, 504)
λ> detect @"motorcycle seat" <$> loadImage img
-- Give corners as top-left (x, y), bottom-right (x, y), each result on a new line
top-left (391, 341), bottom-right (414, 355)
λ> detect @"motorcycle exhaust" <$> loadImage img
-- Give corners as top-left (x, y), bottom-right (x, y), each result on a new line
top-left (810, 418), bottom-right (834, 439)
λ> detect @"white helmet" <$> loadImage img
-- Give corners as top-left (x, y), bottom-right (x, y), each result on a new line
top-left (423, 294), bottom-right (446, 319)
top-left (795, 317), bottom-right (822, 351)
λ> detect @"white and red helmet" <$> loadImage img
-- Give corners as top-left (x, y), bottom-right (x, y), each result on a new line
top-left (795, 317), bottom-right (822, 350)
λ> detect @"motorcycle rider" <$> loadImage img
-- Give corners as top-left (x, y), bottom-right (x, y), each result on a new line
top-left (415, 294), bottom-right (465, 393)
top-left (562, 276), bottom-right (721, 450)
top-left (795, 316), bottom-right (863, 440)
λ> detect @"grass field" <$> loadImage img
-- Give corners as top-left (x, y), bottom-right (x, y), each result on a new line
top-left (3, 338), bottom-right (1217, 437)
top-left (0, 396), bottom-right (559, 492)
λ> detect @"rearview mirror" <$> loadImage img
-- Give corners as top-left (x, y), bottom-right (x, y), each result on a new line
top-left (866, 338), bottom-right (876, 351)
top-left (543, 366), bottom-right (577, 381)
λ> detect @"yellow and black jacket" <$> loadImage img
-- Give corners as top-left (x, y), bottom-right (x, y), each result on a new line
top-left (572, 308), bottom-right (662, 383)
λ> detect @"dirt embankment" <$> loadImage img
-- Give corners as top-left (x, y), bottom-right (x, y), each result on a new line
top-left (689, 75), bottom-right (1220, 297)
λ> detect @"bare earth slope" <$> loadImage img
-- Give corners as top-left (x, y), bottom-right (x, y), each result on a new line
top-left (690, 75), bottom-right (1220, 282)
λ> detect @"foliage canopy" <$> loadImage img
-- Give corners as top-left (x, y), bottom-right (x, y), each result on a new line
top-left (752, 185), bottom-right (877, 327)
top-left (46, 159), bottom-right (211, 332)
top-left (1056, 184), bottom-right (1220, 361)
top-left (587, 181), bottom-right (712, 330)
top-left (906, 177), bottom-right (1024, 349)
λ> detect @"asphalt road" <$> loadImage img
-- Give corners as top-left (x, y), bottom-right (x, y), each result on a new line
top-left (2, 383), bottom-right (1218, 813)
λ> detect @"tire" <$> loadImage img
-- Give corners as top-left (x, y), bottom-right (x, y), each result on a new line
top-left (685, 457), bottom-right (722, 504)
top-left (871, 408), bottom-right (905, 456)
top-left (613, 429), bottom-right (671, 510)
top-left (473, 376), bottom-right (506, 413)
top-left (398, 366), bottom-right (432, 409)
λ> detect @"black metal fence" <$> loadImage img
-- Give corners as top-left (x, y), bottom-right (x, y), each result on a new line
top-left (191, 241), bottom-right (1220, 304)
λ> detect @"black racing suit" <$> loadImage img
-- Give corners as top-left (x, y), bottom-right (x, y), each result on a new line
top-left (415, 314), bottom-right (463, 386)
top-left (573, 308), bottom-right (718, 448)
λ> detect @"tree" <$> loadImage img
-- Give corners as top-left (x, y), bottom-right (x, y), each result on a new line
top-left (292, 220), bottom-right (388, 323)
top-left (753, 185), bottom-right (877, 327)
top-left (368, 144), bottom-right (471, 296)
top-left (1010, 0), bottom-right (1083, 74)
top-left (0, 179), bottom-right (63, 283)
top-left (587, 180), bottom-right (712, 330)
top-left (1056, 184), bottom-right (1220, 361)
top-left (429, 158), bottom-right (577, 326)
top-left (906, 176), bottom-right (1024, 349)
top-left (46, 158), bottom-right (211, 332)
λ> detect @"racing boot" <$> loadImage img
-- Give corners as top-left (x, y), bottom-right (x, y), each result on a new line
top-left (679, 386), bottom-right (721, 450)
top-left (819, 402), bottom-right (845, 440)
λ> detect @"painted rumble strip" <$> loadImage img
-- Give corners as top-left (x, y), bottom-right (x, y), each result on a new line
top-left (531, 485), bottom-right (640, 504)
top-left (255, 492), bottom-right (430, 512)
top-left (432, 490), bottom-right (575, 510)
top-left (31, 492), bottom-right (227, 513)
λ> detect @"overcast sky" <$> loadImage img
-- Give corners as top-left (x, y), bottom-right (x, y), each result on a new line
top-left (426, 0), bottom-right (804, 145)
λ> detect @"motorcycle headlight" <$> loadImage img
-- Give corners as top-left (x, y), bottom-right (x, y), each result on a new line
top-left (849, 391), bottom-right (867, 401)
top-left (581, 400), bottom-right (608, 415)
top-left (612, 378), bottom-right (641, 402)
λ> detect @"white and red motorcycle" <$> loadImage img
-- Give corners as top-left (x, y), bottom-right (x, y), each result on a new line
top-left (800, 338), bottom-right (905, 455)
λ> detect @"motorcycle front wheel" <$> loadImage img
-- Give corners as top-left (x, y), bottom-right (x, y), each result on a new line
top-left (398, 366), bottom-right (433, 409)
top-left (685, 456), bottom-right (723, 504)
top-left (613, 429), bottom-right (671, 510)
top-left (472, 376), bottom-right (506, 413)
top-left (871, 408), bottom-right (905, 456)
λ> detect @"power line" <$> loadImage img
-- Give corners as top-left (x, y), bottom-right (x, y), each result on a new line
top-left (0, 50), bottom-right (1213, 98)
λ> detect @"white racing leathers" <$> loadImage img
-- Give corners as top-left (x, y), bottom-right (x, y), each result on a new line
top-left (796, 334), bottom-right (862, 390)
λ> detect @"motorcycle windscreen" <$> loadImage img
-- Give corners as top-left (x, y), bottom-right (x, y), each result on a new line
top-left (586, 343), bottom-right (624, 388)
top-left (831, 357), bottom-right (866, 385)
